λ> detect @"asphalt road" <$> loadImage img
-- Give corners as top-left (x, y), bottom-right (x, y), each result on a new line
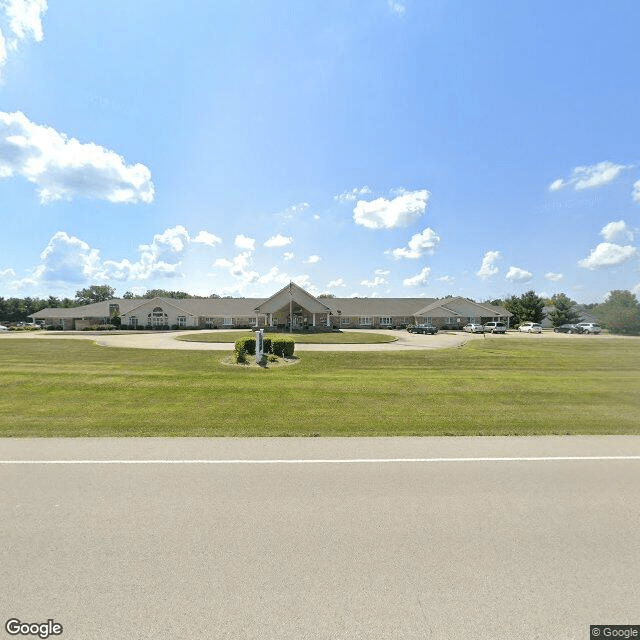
top-left (1, 437), bottom-right (639, 639)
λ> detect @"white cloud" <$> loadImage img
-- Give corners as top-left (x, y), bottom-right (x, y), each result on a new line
top-left (283, 252), bottom-right (294, 261)
top-left (264, 234), bottom-right (292, 248)
top-left (438, 275), bottom-right (455, 284)
top-left (234, 234), bottom-right (255, 251)
top-left (360, 276), bottom-right (386, 288)
top-left (193, 230), bottom-right (222, 247)
top-left (549, 161), bottom-right (630, 192)
top-left (304, 255), bottom-right (321, 264)
top-left (544, 272), bottom-right (564, 282)
top-left (632, 283), bottom-right (640, 296)
top-left (633, 180), bottom-right (640, 203)
top-left (334, 186), bottom-right (371, 202)
top-left (327, 277), bottom-right (346, 288)
top-left (388, 227), bottom-right (440, 259)
top-left (403, 266), bottom-right (430, 287)
top-left (353, 189), bottom-right (429, 229)
top-left (505, 266), bottom-right (533, 282)
top-left (375, 269), bottom-right (390, 276)
top-left (278, 202), bottom-right (309, 220)
top-left (476, 250), bottom-right (501, 279)
top-left (0, 111), bottom-right (154, 204)
top-left (388, 0), bottom-right (406, 15)
top-left (578, 243), bottom-right (639, 270)
top-left (313, 214), bottom-right (320, 220)
top-left (600, 220), bottom-right (634, 243)
top-left (0, 0), bottom-right (47, 76)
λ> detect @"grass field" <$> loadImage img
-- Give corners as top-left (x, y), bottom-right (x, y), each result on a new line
top-left (1, 337), bottom-right (638, 436)
top-left (176, 330), bottom-right (397, 344)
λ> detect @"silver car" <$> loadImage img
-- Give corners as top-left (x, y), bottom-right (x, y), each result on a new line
top-left (518, 322), bottom-right (542, 333)
top-left (463, 323), bottom-right (484, 333)
top-left (577, 322), bottom-right (601, 334)
top-left (483, 322), bottom-right (507, 334)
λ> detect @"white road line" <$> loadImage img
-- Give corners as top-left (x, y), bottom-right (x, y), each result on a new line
top-left (0, 456), bottom-right (640, 464)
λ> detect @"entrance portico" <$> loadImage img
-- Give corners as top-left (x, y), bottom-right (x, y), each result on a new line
top-left (254, 282), bottom-right (333, 332)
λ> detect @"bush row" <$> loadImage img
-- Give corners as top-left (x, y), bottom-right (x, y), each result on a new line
top-left (234, 336), bottom-right (295, 358)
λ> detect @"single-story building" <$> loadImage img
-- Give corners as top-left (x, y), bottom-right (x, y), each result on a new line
top-left (29, 282), bottom-right (512, 331)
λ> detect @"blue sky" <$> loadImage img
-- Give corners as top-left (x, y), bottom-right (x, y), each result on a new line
top-left (1, 0), bottom-right (639, 303)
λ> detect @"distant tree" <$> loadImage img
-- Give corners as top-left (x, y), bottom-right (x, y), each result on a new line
top-left (487, 298), bottom-right (504, 306)
top-left (209, 293), bottom-right (221, 298)
top-left (504, 290), bottom-right (545, 326)
top-left (595, 290), bottom-right (640, 335)
top-left (143, 289), bottom-right (193, 299)
top-left (47, 296), bottom-right (61, 308)
top-left (318, 293), bottom-right (336, 298)
top-left (122, 291), bottom-right (135, 299)
top-left (547, 293), bottom-right (581, 327)
top-left (75, 285), bottom-right (116, 305)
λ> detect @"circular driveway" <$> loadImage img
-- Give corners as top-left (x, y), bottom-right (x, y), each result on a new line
top-left (0, 328), bottom-right (627, 351)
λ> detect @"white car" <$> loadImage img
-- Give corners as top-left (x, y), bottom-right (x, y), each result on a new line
top-left (518, 322), bottom-right (542, 333)
top-left (0, 325), bottom-right (8, 332)
top-left (576, 322), bottom-right (601, 334)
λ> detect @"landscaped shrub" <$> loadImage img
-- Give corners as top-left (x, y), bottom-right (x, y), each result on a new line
top-left (234, 336), bottom-right (256, 355)
top-left (271, 337), bottom-right (295, 357)
top-left (263, 337), bottom-right (272, 354)
top-left (234, 347), bottom-right (248, 364)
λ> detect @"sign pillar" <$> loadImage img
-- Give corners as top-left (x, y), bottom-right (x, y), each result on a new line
top-left (256, 329), bottom-right (264, 363)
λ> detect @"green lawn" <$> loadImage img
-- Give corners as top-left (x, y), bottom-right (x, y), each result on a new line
top-left (1, 337), bottom-right (638, 436)
top-left (176, 330), bottom-right (397, 344)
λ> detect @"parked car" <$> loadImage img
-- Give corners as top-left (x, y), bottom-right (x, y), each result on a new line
top-left (463, 323), bottom-right (484, 333)
top-left (577, 322), bottom-right (601, 334)
top-left (554, 324), bottom-right (583, 334)
top-left (483, 321), bottom-right (507, 334)
top-left (0, 325), bottom-right (7, 332)
top-left (518, 322), bottom-right (542, 333)
top-left (407, 323), bottom-right (438, 334)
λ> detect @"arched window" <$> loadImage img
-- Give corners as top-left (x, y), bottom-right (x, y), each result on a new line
top-left (148, 307), bottom-right (167, 326)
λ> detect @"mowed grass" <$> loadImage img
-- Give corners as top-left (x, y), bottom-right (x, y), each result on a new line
top-left (176, 330), bottom-right (397, 344)
top-left (0, 337), bottom-right (638, 436)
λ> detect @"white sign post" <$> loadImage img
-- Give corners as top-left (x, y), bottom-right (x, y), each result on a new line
top-left (256, 329), bottom-right (264, 363)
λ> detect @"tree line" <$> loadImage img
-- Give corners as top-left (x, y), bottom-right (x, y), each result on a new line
top-left (1, 284), bottom-right (639, 334)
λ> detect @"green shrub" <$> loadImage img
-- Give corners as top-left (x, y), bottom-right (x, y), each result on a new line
top-left (263, 337), bottom-right (272, 354)
top-left (234, 347), bottom-right (248, 364)
top-left (271, 337), bottom-right (295, 357)
top-left (234, 336), bottom-right (256, 355)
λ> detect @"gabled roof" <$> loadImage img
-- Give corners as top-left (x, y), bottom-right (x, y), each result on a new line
top-left (120, 297), bottom-right (193, 317)
top-left (255, 282), bottom-right (332, 314)
top-left (415, 296), bottom-right (512, 318)
top-left (322, 298), bottom-right (434, 316)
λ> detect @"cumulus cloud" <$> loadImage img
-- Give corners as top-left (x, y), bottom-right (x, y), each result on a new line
top-left (375, 269), bottom-right (390, 276)
top-left (353, 189), bottom-right (429, 229)
top-left (0, 0), bottom-right (47, 76)
top-left (388, 0), bottom-right (406, 15)
top-left (360, 276), bottom-right (386, 288)
top-left (0, 111), bottom-right (154, 204)
top-left (578, 243), bottom-right (639, 270)
top-left (438, 275), bottom-right (455, 284)
top-left (283, 252), bottom-right (294, 261)
top-left (193, 230), bottom-right (222, 246)
top-left (327, 277), bottom-right (346, 288)
top-left (633, 180), bottom-right (640, 203)
top-left (544, 272), bottom-right (563, 282)
top-left (278, 202), bottom-right (309, 220)
top-left (304, 255), bottom-right (321, 264)
top-left (388, 227), bottom-right (440, 259)
top-left (334, 186), bottom-right (371, 202)
top-left (264, 234), bottom-right (292, 248)
top-left (549, 161), bottom-right (630, 192)
top-left (600, 220), bottom-right (634, 243)
top-left (505, 266), bottom-right (533, 283)
top-left (403, 266), bottom-right (430, 287)
top-left (234, 234), bottom-right (255, 251)
top-left (476, 250), bottom-right (501, 279)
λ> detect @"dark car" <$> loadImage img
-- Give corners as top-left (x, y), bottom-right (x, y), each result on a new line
top-left (553, 324), bottom-right (583, 334)
top-left (407, 323), bottom-right (438, 334)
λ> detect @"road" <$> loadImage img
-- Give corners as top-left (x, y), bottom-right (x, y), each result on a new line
top-left (2, 436), bottom-right (639, 639)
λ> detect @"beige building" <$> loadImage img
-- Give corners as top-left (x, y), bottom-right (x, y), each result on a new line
top-left (30, 282), bottom-right (512, 330)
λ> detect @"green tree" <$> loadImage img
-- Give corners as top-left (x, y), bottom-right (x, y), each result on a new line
top-left (75, 285), bottom-right (116, 305)
top-left (547, 293), bottom-right (581, 327)
top-left (504, 291), bottom-right (545, 326)
top-left (595, 290), bottom-right (640, 335)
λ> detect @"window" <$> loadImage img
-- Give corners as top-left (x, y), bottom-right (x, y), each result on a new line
top-left (359, 317), bottom-right (372, 325)
top-left (341, 316), bottom-right (351, 325)
top-left (380, 317), bottom-right (392, 325)
top-left (150, 307), bottom-right (167, 327)
top-left (177, 316), bottom-right (186, 327)
top-left (130, 316), bottom-right (138, 328)
top-left (223, 317), bottom-right (234, 326)
top-left (424, 317), bottom-right (432, 323)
